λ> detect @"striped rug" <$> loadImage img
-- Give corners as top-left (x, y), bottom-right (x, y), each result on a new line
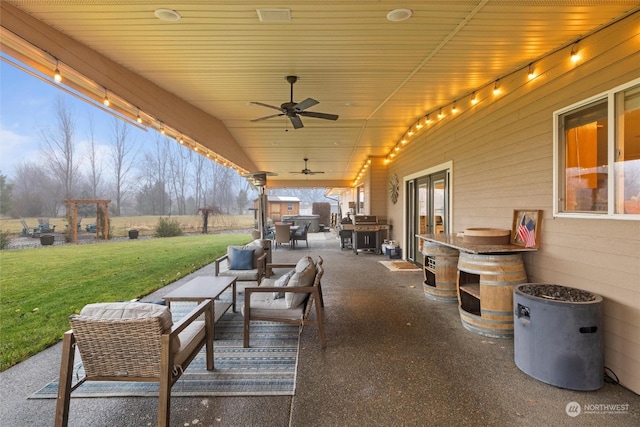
top-left (30, 306), bottom-right (301, 398)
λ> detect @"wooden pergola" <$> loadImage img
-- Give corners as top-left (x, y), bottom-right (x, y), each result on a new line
top-left (65, 199), bottom-right (111, 244)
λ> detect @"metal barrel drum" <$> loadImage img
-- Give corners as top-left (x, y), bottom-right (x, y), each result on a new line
top-left (457, 252), bottom-right (527, 338)
top-left (421, 241), bottom-right (459, 303)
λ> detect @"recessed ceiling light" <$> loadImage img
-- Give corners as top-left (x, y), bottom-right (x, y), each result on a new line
top-left (154, 8), bottom-right (181, 22)
top-left (257, 8), bottom-right (292, 22)
top-left (386, 8), bottom-right (412, 22)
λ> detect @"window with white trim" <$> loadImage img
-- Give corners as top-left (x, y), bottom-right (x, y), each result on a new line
top-left (554, 78), bottom-right (640, 219)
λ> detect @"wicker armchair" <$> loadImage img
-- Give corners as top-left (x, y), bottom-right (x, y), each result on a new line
top-left (55, 300), bottom-right (213, 427)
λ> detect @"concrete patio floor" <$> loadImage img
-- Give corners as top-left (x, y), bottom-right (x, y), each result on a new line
top-left (1, 231), bottom-right (638, 426)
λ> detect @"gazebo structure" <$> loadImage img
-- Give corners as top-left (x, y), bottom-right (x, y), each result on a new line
top-left (65, 199), bottom-right (111, 244)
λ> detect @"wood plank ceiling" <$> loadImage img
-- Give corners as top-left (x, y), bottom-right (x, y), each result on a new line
top-left (4, 1), bottom-right (640, 187)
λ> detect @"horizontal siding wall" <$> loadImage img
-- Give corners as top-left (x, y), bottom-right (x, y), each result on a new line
top-left (387, 15), bottom-right (640, 393)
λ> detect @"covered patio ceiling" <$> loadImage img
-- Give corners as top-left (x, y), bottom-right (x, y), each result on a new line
top-left (2, 1), bottom-right (639, 188)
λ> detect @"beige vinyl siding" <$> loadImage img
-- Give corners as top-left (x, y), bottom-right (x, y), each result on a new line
top-left (387, 15), bottom-right (640, 393)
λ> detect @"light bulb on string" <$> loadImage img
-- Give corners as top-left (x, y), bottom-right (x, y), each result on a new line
top-left (471, 92), bottom-right (478, 105)
top-left (527, 63), bottom-right (536, 80)
top-left (493, 81), bottom-right (501, 96)
top-left (54, 60), bottom-right (62, 82)
top-left (570, 42), bottom-right (580, 63)
top-left (103, 90), bottom-right (110, 106)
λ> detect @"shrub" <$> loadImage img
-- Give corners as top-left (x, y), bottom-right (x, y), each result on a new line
top-left (155, 216), bottom-right (184, 237)
top-left (0, 229), bottom-right (11, 250)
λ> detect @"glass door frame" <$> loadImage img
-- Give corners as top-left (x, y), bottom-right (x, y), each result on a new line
top-left (402, 162), bottom-right (453, 265)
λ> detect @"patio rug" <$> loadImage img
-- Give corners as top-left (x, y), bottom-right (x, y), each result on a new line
top-left (379, 260), bottom-right (421, 271)
top-left (30, 305), bottom-right (301, 398)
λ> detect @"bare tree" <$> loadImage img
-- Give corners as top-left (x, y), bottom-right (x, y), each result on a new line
top-left (86, 113), bottom-right (103, 199)
top-left (138, 134), bottom-right (171, 214)
top-left (39, 96), bottom-right (81, 200)
top-left (109, 117), bottom-right (138, 216)
top-left (11, 161), bottom-right (59, 217)
top-left (167, 143), bottom-right (191, 214)
top-left (194, 154), bottom-right (206, 210)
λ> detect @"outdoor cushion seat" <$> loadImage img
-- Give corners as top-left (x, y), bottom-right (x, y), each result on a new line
top-left (214, 239), bottom-right (266, 284)
top-left (242, 256), bottom-right (325, 348)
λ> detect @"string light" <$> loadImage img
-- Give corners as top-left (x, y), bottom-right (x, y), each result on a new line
top-left (438, 108), bottom-right (444, 119)
top-left (160, 123), bottom-right (165, 134)
top-left (493, 80), bottom-right (501, 96)
top-left (425, 115), bottom-right (432, 124)
top-left (570, 42), bottom-right (580, 62)
top-left (451, 101), bottom-right (458, 114)
top-left (136, 110), bottom-right (143, 124)
top-left (527, 63), bottom-right (536, 80)
top-left (103, 90), bottom-right (110, 106)
top-left (470, 92), bottom-right (478, 105)
top-left (54, 60), bottom-right (61, 82)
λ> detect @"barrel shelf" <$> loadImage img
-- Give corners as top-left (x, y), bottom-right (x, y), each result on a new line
top-left (459, 283), bottom-right (480, 299)
top-left (456, 252), bottom-right (528, 338)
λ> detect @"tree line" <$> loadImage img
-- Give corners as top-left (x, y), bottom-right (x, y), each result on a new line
top-left (0, 96), bottom-right (254, 219)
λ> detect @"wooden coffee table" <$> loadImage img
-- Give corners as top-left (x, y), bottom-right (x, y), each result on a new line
top-left (163, 275), bottom-right (237, 323)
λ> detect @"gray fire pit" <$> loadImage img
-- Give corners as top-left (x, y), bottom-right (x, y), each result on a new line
top-left (514, 284), bottom-right (603, 391)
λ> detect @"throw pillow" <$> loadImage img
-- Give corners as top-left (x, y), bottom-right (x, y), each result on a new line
top-left (285, 257), bottom-right (316, 308)
top-left (273, 269), bottom-right (295, 299)
top-left (229, 247), bottom-right (255, 270)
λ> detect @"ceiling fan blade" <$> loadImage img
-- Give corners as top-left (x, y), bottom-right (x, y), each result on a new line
top-left (289, 114), bottom-right (304, 129)
top-left (294, 98), bottom-right (319, 112)
top-left (307, 171), bottom-right (325, 175)
top-left (251, 113), bottom-right (284, 122)
top-left (250, 101), bottom-right (284, 112)
top-left (298, 111), bottom-right (339, 121)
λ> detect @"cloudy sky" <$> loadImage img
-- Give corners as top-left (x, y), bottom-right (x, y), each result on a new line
top-left (0, 54), bottom-right (150, 178)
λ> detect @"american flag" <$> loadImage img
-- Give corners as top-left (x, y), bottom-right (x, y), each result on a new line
top-left (517, 214), bottom-right (536, 248)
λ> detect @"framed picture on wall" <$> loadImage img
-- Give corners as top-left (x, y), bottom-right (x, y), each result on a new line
top-left (511, 209), bottom-right (542, 249)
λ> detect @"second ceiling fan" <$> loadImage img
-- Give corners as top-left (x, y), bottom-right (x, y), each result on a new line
top-left (290, 158), bottom-right (325, 175)
top-left (250, 76), bottom-right (339, 129)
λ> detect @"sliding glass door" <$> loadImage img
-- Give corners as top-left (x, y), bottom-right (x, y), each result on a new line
top-left (406, 171), bottom-right (449, 265)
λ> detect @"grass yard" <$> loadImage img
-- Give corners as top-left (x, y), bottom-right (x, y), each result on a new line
top-left (0, 233), bottom-right (252, 371)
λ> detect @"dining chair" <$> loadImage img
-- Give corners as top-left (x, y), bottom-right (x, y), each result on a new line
top-left (274, 224), bottom-right (292, 250)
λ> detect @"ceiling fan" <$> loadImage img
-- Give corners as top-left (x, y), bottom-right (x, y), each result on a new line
top-left (250, 75), bottom-right (339, 129)
top-left (290, 158), bottom-right (325, 175)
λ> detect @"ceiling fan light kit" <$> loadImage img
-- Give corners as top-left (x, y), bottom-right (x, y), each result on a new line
top-left (251, 75), bottom-right (339, 129)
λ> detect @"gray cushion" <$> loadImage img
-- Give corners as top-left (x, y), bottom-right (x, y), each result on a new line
top-left (242, 292), bottom-right (305, 320)
top-left (229, 247), bottom-right (255, 270)
top-left (285, 257), bottom-right (316, 308)
top-left (79, 302), bottom-right (173, 331)
top-left (78, 301), bottom-right (179, 349)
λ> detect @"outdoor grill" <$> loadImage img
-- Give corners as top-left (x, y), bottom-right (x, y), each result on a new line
top-left (352, 215), bottom-right (382, 254)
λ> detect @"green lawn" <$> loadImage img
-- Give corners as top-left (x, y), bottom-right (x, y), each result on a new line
top-left (0, 234), bottom-right (251, 371)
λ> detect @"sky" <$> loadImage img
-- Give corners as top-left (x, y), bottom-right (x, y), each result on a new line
top-left (0, 54), bottom-right (151, 178)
